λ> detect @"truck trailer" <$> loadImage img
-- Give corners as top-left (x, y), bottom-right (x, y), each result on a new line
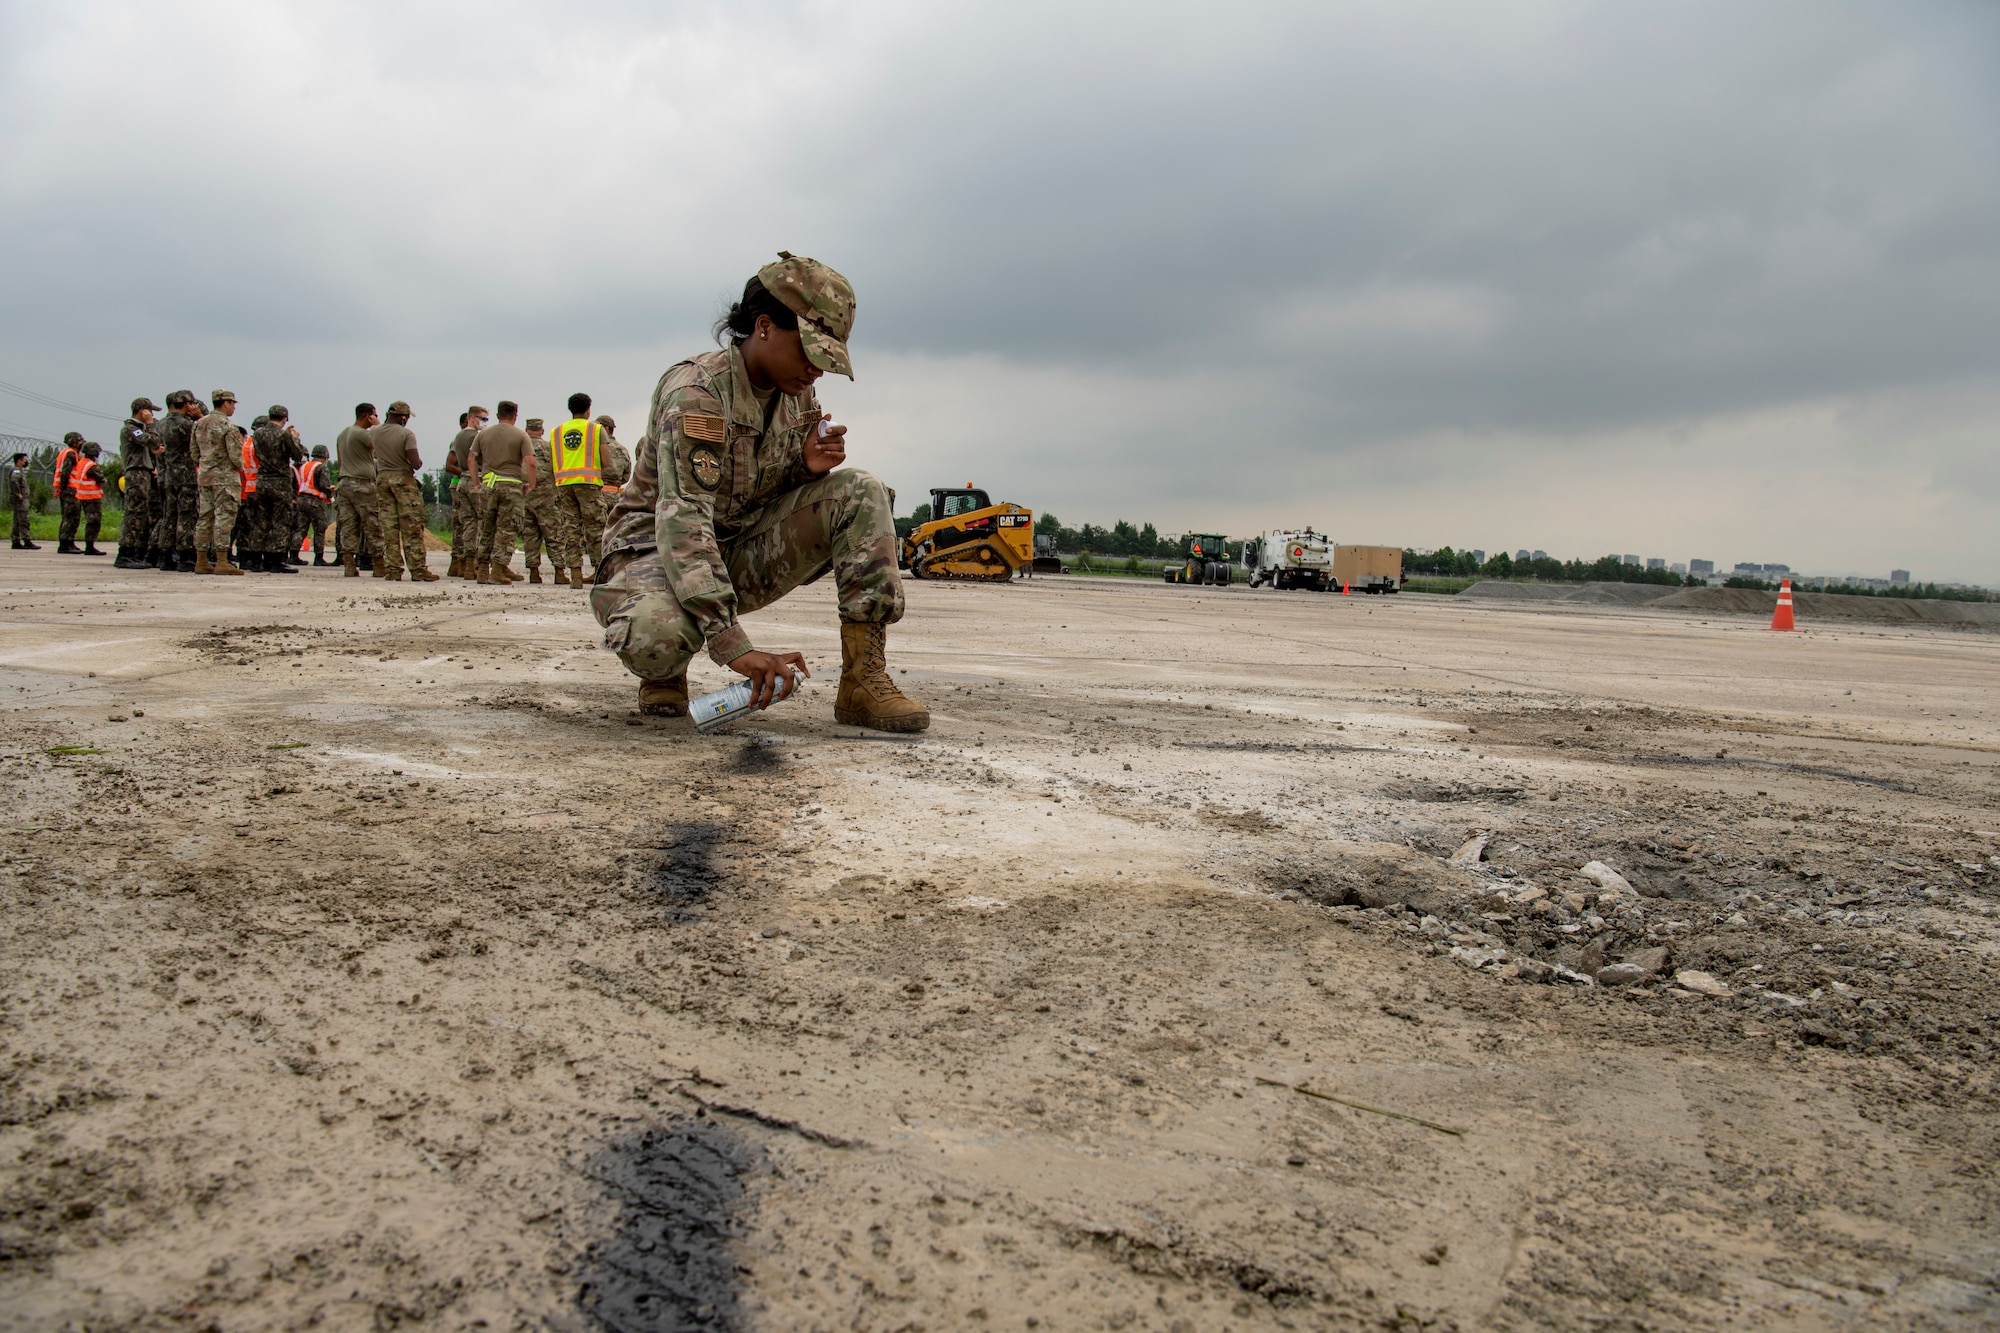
top-left (1332, 545), bottom-right (1403, 593)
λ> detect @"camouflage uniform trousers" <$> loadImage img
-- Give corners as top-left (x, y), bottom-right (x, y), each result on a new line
top-left (195, 480), bottom-right (240, 555)
top-left (590, 469), bottom-right (903, 684)
top-left (450, 483), bottom-right (485, 563)
top-left (9, 495), bottom-right (28, 542)
top-left (477, 483), bottom-right (527, 570)
top-left (519, 484), bottom-right (560, 573)
top-left (152, 454), bottom-right (198, 552)
top-left (246, 492), bottom-right (291, 556)
top-left (58, 494), bottom-right (81, 545)
top-left (294, 496), bottom-right (331, 560)
top-left (376, 474), bottom-right (430, 575)
top-left (118, 470), bottom-right (154, 558)
top-left (335, 480), bottom-right (384, 565)
top-left (77, 500), bottom-right (102, 547)
top-left (550, 483), bottom-right (605, 573)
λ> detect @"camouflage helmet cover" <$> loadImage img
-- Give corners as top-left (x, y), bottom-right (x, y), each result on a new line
top-left (758, 250), bottom-right (856, 380)
top-left (311, 444), bottom-right (329, 459)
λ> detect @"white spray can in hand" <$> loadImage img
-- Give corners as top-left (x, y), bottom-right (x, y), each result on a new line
top-left (692, 669), bottom-right (804, 734)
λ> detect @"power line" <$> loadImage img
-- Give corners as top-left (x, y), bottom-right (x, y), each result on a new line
top-left (0, 378), bottom-right (124, 424)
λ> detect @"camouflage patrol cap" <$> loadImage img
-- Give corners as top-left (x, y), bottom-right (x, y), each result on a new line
top-left (165, 389), bottom-right (197, 409)
top-left (312, 444), bottom-right (329, 459)
top-left (267, 404), bottom-right (288, 420)
top-left (63, 431), bottom-right (83, 444)
top-left (130, 396), bottom-right (162, 414)
top-left (211, 389), bottom-right (236, 405)
top-left (595, 414), bottom-right (615, 431)
top-left (758, 251), bottom-right (856, 379)
top-left (252, 415), bottom-right (271, 429)
top-left (524, 418), bottom-right (544, 431)
top-left (82, 441), bottom-right (101, 455)
top-left (387, 400), bottom-right (413, 417)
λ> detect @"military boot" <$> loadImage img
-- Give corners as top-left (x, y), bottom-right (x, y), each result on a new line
top-left (638, 674), bottom-right (689, 717)
top-left (194, 550), bottom-right (213, 574)
top-left (342, 554), bottom-right (359, 577)
top-left (411, 563), bottom-right (439, 582)
top-left (314, 553), bottom-right (330, 567)
top-left (489, 560), bottom-right (518, 584)
top-left (475, 561), bottom-right (492, 584)
top-left (57, 540), bottom-right (79, 554)
top-left (383, 567), bottom-right (404, 581)
top-left (447, 554), bottom-right (463, 578)
top-left (176, 548), bottom-right (197, 572)
top-left (527, 565), bottom-right (543, 584)
top-left (834, 622), bottom-right (930, 732)
top-left (153, 548), bottom-right (172, 570)
top-left (212, 549), bottom-right (244, 575)
top-left (83, 541), bottom-right (105, 556)
top-left (268, 552), bottom-right (297, 574)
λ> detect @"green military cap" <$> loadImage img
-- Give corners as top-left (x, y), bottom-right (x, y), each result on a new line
top-left (81, 441), bottom-right (101, 455)
top-left (252, 415), bottom-right (271, 429)
top-left (387, 399), bottom-right (413, 416)
top-left (165, 389), bottom-right (196, 409)
top-left (311, 444), bottom-right (329, 459)
top-left (131, 396), bottom-right (162, 414)
top-left (212, 389), bottom-right (236, 405)
top-left (268, 404), bottom-right (289, 420)
top-left (759, 250), bottom-right (856, 380)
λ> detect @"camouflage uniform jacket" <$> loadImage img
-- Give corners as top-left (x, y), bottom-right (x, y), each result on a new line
top-left (528, 435), bottom-right (554, 489)
top-left (195, 411), bottom-right (241, 482)
top-left (601, 434), bottom-right (632, 488)
top-left (603, 345), bottom-right (825, 665)
top-left (159, 412), bottom-right (196, 465)
top-left (253, 423), bottom-right (306, 498)
top-left (119, 417), bottom-right (159, 478)
top-left (7, 465), bottom-right (26, 505)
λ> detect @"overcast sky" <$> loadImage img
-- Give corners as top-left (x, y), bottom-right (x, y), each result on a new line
top-left (3, 0), bottom-right (1996, 581)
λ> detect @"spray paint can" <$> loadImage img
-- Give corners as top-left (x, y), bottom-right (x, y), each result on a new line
top-left (692, 669), bottom-right (803, 734)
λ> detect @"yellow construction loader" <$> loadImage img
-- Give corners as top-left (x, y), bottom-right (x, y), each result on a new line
top-left (899, 485), bottom-right (1034, 582)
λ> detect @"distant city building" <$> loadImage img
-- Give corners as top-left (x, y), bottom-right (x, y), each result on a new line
top-left (1763, 563), bottom-right (1791, 576)
top-left (1670, 562), bottom-right (1687, 575)
top-left (1621, 554), bottom-right (1640, 566)
top-left (1645, 558), bottom-right (1664, 571)
top-left (1733, 562), bottom-right (1762, 577)
top-left (1689, 559), bottom-right (1714, 576)
top-left (1516, 549), bottom-right (1530, 562)
top-left (1470, 550), bottom-right (1485, 564)
top-left (1891, 569), bottom-right (1911, 585)
top-left (1532, 550), bottom-right (1548, 562)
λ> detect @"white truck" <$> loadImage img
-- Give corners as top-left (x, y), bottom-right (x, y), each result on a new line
top-left (1243, 528), bottom-right (1333, 591)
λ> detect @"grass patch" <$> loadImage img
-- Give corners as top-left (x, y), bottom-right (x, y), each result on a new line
top-left (45, 745), bottom-right (107, 756)
top-left (1402, 576), bottom-right (1477, 595)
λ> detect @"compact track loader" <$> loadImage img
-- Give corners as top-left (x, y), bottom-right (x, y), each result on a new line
top-left (899, 486), bottom-right (1034, 582)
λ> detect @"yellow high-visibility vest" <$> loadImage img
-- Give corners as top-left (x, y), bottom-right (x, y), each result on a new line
top-left (552, 418), bottom-right (602, 487)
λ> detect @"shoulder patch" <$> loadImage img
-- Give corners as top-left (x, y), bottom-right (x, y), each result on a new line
top-left (688, 445), bottom-right (723, 491)
top-left (682, 412), bottom-right (727, 444)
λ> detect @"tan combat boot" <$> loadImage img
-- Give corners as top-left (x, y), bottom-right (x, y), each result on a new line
top-left (212, 550), bottom-right (244, 576)
top-left (638, 674), bottom-right (689, 717)
top-left (194, 550), bottom-right (213, 574)
top-left (489, 560), bottom-right (518, 584)
top-left (835, 622), bottom-right (929, 732)
top-left (342, 554), bottom-right (359, 577)
top-left (476, 562), bottom-right (492, 585)
top-left (411, 563), bottom-right (439, 582)
top-left (384, 568), bottom-right (404, 581)
top-left (527, 565), bottom-right (543, 584)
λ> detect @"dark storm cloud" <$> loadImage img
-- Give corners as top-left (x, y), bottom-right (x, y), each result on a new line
top-left (0, 0), bottom-right (1994, 576)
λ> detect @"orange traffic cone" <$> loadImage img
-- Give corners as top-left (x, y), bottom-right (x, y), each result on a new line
top-left (1769, 578), bottom-right (1796, 631)
top-left (1342, 581), bottom-right (1351, 596)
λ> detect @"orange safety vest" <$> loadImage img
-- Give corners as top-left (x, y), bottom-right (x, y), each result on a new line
top-left (239, 436), bottom-right (258, 499)
top-left (72, 459), bottom-right (103, 502)
top-left (297, 459), bottom-right (329, 499)
top-left (53, 446), bottom-right (78, 493)
top-left (551, 417), bottom-right (602, 486)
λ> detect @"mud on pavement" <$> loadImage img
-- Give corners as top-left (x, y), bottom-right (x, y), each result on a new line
top-left (1, 559), bottom-right (1997, 1331)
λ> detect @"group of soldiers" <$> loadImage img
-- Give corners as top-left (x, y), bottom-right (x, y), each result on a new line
top-left (9, 389), bottom-right (628, 581)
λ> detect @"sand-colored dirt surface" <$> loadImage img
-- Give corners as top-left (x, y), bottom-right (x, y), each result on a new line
top-left (2, 555), bottom-right (1997, 1332)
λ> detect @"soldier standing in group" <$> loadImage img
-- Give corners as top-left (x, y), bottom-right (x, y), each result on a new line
top-left (72, 443), bottom-right (108, 555)
top-left (152, 389), bottom-right (202, 572)
top-left (248, 406), bottom-right (304, 574)
top-left (7, 451), bottom-right (38, 550)
top-left (370, 399), bottom-right (437, 581)
top-left (517, 418), bottom-right (561, 584)
top-left (549, 393), bottom-right (608, 587)
top-left (116, 397), bottom-right (163, 568)
top-left (295, 445), bottom-right (333, 565)
top-left (445, 406), bottom-right (488, 578)
top-left (54, 432), bottom-right (85, 553)
top-left (592, 252), bottom-right (928, 731)
top-left (468, 400), bottom-right (535, 585)
top-left (336, 403), bottom-right (383, 578)
top-left (193, 390), bottom-right (244, 575)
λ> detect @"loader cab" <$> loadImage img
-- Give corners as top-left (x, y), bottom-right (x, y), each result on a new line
top-left (928, 487), bottom-right (994, 550)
